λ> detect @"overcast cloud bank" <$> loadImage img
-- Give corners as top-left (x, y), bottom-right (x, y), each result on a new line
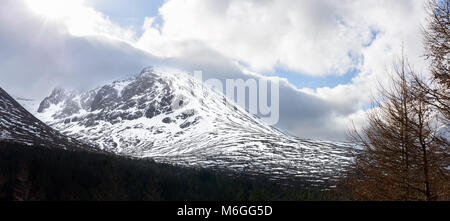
top-left (0, 0), bottom-right (429, 140)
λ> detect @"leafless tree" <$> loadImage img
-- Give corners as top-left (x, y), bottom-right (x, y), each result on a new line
top-left (421, 0), bottom-right (450, 123)
top-left (348, 57), bottom-right (449, 201)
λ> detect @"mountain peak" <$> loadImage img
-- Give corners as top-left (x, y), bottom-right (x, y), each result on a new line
top-left (50, 87), bottom-right (66, 96)
top-left (32, 67), bottom-right (353, 185)
top-left (0, 87), bottom-right (93, 151)
top-left (37, 87), bottom-right (74, 113)
top-left (139, 66), bottom-right (155, 76)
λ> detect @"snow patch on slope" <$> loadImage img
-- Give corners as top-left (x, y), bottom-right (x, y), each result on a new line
top-left (32, 66), bottom-right (354, 185)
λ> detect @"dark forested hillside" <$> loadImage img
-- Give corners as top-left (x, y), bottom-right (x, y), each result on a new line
top-left (0, 141), bottom-right (345, 201)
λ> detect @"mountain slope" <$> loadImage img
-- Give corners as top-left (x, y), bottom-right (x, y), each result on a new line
top-left (0, 87), bottom-right (93, 151)
top-left (35, 67), bottom-right (353, 185)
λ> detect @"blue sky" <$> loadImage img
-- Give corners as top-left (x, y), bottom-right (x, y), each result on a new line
top-left (86, 0), bottom-right (165, 36)
top-left (268, 67), bottom-right (358, 89)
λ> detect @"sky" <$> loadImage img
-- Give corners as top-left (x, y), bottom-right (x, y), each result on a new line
top-left (0, 0), bottom-right (430, 141)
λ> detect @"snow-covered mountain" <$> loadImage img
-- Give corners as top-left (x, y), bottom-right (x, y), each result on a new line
top-left (33, 67), bottom-right (353, 185)
top-left (0, 87), bottom-right (93, 151)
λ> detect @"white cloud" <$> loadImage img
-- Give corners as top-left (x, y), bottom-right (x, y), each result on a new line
top-left (24, 0), bottom-right (136, 42)
top-left (0, 0), bottom-right (157, 99)
top-left (132, 0), bottom-right (429, 140)
top-left (136, 0), bottom-right (388, 75)
top-left (0, 0), bottom-right (431, 141)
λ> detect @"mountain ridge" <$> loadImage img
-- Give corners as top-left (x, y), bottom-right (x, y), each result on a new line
top-left (29, 67), bottom-right (354, 185)
top-left (0, 87), bottom-right (94, 152)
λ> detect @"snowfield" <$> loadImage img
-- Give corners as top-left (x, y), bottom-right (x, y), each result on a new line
top-left (23, 67), bottom-right (354, 186)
